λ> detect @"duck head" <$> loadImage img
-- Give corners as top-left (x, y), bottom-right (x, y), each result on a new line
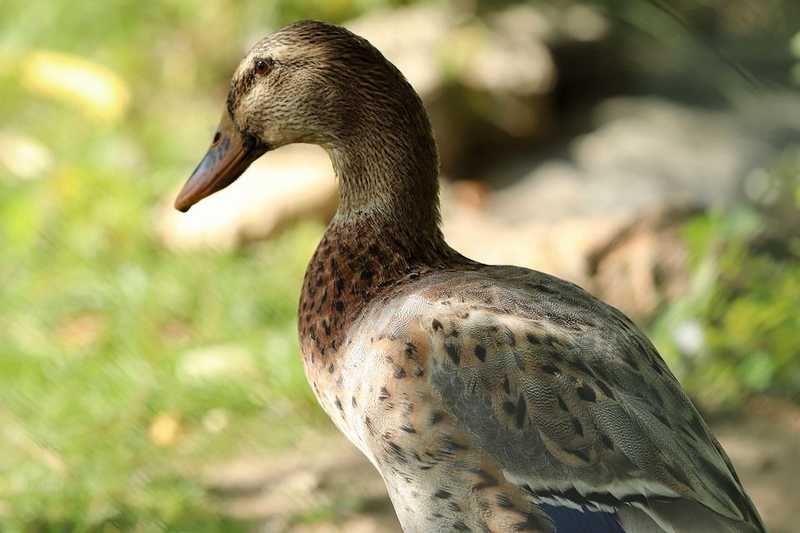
top-left (174, 20), bottom-right (437, 214)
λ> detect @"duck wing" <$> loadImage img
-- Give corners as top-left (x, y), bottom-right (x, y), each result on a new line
top-left (402, 265), bottom-right (764, 532)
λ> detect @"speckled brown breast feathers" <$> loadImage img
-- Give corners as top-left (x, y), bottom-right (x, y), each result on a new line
top-left (297, 217), bottom-right (466, 403)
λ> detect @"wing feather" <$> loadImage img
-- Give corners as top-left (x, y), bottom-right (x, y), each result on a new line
top-left (402, 266), bottom-right (764, 533)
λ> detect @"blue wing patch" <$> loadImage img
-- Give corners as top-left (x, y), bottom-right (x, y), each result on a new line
top-left (539, 504), bottom-right (626, 533)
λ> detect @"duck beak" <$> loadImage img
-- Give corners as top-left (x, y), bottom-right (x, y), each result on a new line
top-left (174, 111), bottom-right (267, 212)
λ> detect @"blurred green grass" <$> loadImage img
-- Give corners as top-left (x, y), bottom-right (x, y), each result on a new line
top-left (0, 221), bottom-right (327, 530)
top-left (651, 149), bottom-right (800, 409)
top-left (1, 1), bottom-right (799, 531)
top-left (0, 1), bottom-right (380, 530)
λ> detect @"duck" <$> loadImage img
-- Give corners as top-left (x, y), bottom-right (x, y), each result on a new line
top-left (174, 20), bottom-right (765, 533)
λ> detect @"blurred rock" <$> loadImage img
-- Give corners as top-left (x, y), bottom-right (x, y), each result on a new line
top-left (587, 204), bottom-right (700, 321)
top-left (442, 198), bottom-right (696, 322)
top-left (489, 97), bottom-right (772, 224)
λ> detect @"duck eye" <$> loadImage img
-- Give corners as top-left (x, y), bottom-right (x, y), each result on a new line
top-left (254, 58), bottom-right (272, 76)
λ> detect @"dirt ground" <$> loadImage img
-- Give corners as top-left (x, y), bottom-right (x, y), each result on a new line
top-left (207, 396), bottom-right (799, 533)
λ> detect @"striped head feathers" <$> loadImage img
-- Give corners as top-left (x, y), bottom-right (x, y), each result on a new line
top-left (176, 20), bottom-right (439, 227)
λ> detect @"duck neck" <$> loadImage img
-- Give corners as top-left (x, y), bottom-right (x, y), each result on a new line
top-left (325, 84), bottom-right (443, 239)
top-left (321, 120), bottom-right (455, 273)
top-left (333, 146), bottom-right (437, 222)
top-left (298, 114), bottom-right (463, 365)
top-left (326, 124), bottom-right (452, 266)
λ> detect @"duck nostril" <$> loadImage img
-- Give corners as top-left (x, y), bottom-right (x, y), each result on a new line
top-left (212, 131), bottom-right (221, 144)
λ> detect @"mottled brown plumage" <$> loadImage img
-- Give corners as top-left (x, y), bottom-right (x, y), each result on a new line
top-left (175, 20), bottom-right (765, 533)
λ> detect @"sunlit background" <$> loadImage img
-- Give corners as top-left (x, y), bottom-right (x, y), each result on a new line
top-left (1, 1), bottom-right (799, 532)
